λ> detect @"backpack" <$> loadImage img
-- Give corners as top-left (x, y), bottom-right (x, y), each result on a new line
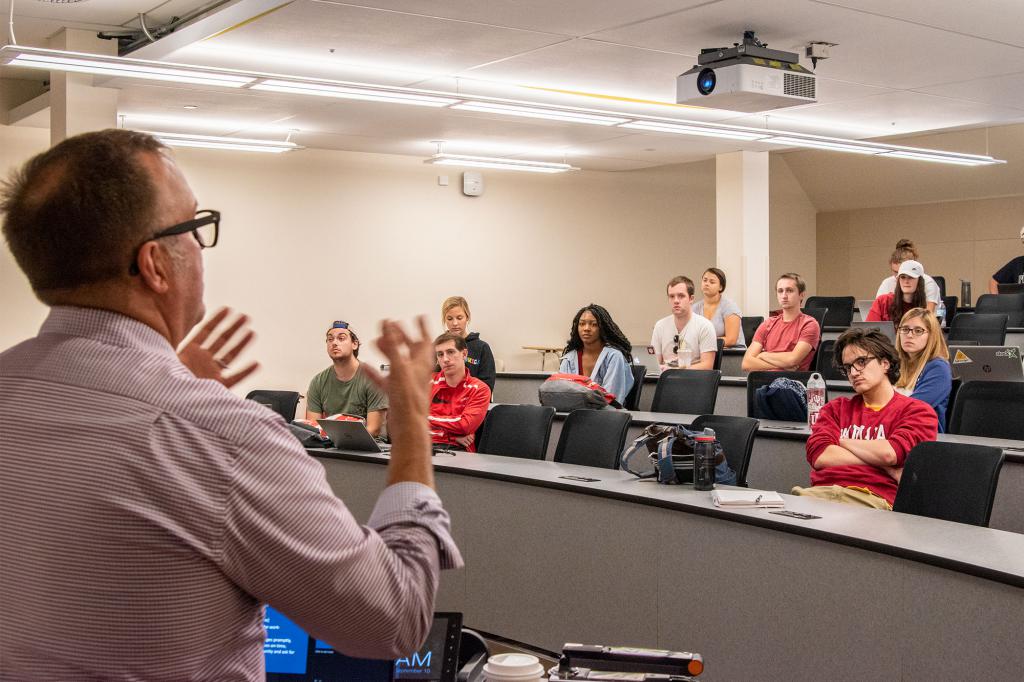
top-left (538, 373), bottom-right (619, 411)
top-left (621, 424), bottom-right (735, 486)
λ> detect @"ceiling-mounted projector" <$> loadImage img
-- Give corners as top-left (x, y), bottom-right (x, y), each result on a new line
top-left (677, 31), bottom-right (816, 112)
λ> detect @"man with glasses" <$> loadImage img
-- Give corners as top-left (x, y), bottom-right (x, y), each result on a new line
top-left (0, 130), bottom-right (461, 678)
top-left (793, 328), bottom-right (938, 509)
top-left (306, 320), bottom-right (388, 436)
top-left (651, 275), bottom-right (717, 370)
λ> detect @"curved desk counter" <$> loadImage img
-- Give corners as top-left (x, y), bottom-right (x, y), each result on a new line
top-left (313, 449), bottom-right (1024, 681)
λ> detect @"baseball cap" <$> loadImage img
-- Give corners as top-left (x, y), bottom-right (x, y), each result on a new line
top-left (897, 259), bottom-right (924, 278)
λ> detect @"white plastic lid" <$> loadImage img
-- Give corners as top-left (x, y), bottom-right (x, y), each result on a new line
top-left (482, 653), bottom-right (545, 681)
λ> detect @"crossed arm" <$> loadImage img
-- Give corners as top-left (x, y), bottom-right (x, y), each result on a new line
top-left (742, 341), bottom-right (814, 371)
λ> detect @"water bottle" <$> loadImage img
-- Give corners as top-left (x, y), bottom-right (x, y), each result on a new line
top-left (935, 298), bottom-right (946, 328)
top-left (693, 435), bottom-right (717, 491)
top-left (960, 280), bottom-right (972, 308)
top-left (806, 372), bottom-right (826, 428)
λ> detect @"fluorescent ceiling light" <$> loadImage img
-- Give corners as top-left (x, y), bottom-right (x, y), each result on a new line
top-left (620, 120), bottom-right (769, 141)
top-left (148, 132), bottom-right (299, 154)
top-left (452, 101), bottom-right (629, 126)
top-left (0, 46), bottom-right (254, 88)
top-left (250, 79), bottom-right (459, 107)
top-left (878, 150), bottom-right (996, 166)
top-left (763, 136), bottom-right (884, 155)
top-left (424, 153), bottom-right (577, 173)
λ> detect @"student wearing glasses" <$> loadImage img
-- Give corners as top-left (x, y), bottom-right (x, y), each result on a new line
top-left (794, 328), bottom-right (938, 509)
top-left (866, 259), bottom-right (931, 322)
top-left (651, 276), bottom-right (718, 371)
top-left (305, 321), bottom-right (388, 436)
top-left (742, 272), bottom-right (819, 372)
top-left (561, 304), bottom-right (635, 402)
top-left (894, 308), bottom-right (952, 432)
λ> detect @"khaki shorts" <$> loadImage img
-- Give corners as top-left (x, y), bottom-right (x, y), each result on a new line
top-left (790, 485), bottom-right (892, 510)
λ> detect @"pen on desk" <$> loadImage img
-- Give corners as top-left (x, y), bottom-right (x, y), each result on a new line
top-left (754, 494), bottom-right (763, 504)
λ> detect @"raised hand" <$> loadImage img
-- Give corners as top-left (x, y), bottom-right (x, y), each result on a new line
top-left (177, 307), bottom-right (260, 388)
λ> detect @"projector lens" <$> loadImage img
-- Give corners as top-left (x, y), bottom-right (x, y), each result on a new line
top-left (697, 68), bottom-right (716, 95)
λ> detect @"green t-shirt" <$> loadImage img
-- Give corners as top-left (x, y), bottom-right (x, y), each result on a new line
top-left (306, 364), bottom-right (388, 418)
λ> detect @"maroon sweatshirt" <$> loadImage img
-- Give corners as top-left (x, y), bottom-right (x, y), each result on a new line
top-left (806, 391), bottom-right (938, 505)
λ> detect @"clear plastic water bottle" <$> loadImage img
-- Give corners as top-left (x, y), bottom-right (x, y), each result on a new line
top-left (935, 298), bottom-right (946, 328)
top-left (693, 435), bottom-right (717, 491)
top-left (806, 372), bottom-right (826, 428)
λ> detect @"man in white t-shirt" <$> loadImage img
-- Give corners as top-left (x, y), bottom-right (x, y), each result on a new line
top-left (651, 275), bottom-right (718, 371)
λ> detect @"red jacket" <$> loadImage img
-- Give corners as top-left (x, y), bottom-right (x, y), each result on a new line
top-left (806, 391), bottom-right (938, 505)
top-left (428, 370), bottom-right (492, 452)
top-left (865, 294), bottom-right (895, 322)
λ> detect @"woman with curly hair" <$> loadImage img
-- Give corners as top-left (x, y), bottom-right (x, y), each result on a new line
top-left (559, 304), bottom-right (634, 402)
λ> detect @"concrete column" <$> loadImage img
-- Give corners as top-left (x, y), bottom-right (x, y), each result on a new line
top-left (716, 151), bottom-right (770, 317)
top-left (47, 29), bottom-right (120, 145)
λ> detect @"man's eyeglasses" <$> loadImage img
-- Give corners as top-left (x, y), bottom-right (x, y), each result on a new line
top-left (836, 355), bottom-right (877, 378)
top-left (897, 326), bottom-right (928, 337)
top-left (128, 209), bottom-right (220, 275)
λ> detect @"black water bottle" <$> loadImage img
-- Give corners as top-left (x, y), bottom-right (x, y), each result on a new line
top-left (693, 435), bottom-right (716, 491)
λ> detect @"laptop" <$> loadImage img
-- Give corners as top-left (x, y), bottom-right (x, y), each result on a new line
top-left (632, 344), bottom-right (661, 375)
top-left (848, 320), bottom-right (896, 343)
top-left (949, 345), bottom-right (1024, 382)
top-left (265, 606), bottom-right (463, 682)
top-left (317, 419), bottom-right (390, 453)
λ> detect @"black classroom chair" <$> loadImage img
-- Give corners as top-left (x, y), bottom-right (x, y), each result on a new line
top-left (245, 390), bottom-right (300, 422)
top-left (947, 380), bottom-right (1024, 440)
top-left (741, 316), bottom-right (764, 347)
top-left (690, 414), bottom-right (759, 487)
top-left (553, 409), bottom-right (632, 470)
top-left (477, 404), bottom-right (556, 460)
top-left (621, 364), bottom-right (648, 411)
top-left (802, 306), bottom-right (828, 331)
top-left (974, 293), bottom-right (1024, 327)
top-left (805, 296), bottom-right (856, 327)
top-left (712, 337), bottom-right (725, 371)
top-left (815, 339), bottom-right (844, 381)
top-left (651, 369), bottom-right (722, 415)
top-left (746, 371), bottom-right (825, 421)
top-left (932, 275), bottom-right (947, 301)
top-left (947, 313), bottom-right (1008, 346)
top-left (892, 441), bottom-right (1004, 527)
top-left (945, 377), bottom-right (962, 433)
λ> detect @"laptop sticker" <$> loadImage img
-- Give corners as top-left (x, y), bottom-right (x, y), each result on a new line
top-left (953, 349), bottom-right (973, 364)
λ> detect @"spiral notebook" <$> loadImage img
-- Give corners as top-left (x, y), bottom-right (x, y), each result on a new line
top-left (712, 489), bottom-right (785, 508)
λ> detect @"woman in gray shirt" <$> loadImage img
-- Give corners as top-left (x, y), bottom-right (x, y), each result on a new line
top-left (693, 267), bottom-right (746, 347)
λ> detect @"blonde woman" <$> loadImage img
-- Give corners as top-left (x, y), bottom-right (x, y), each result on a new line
top-left (441, 296), bottom-right (496, 391)
top-left (895, 308), bottom-right (952, 432)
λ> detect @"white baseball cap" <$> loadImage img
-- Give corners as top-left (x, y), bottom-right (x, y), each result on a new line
top-left (897, 259), bottom-right (924, 278)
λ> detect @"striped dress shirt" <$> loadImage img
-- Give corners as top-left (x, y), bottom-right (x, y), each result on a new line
top-left (0, 307), bottom-right (462, 681)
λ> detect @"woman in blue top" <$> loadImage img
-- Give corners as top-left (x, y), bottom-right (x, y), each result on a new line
top-left (559, 304), bottom-right (634, 404)
top-left (895, 308), bottom-right (952, 432)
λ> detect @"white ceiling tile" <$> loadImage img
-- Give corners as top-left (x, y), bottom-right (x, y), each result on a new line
top-left (916, 71), bottom-right (1024, 111)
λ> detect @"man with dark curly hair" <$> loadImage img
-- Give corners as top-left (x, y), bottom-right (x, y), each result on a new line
top-left (794, 328), bottom-right (938, 509)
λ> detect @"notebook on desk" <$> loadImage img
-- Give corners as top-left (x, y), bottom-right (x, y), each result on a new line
top-left (317, 419), bottom-right (390, 453)
top-left (949, 346), bottom-right (1024, 382)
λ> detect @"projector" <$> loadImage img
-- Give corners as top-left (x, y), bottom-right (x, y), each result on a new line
top-left (677, 31), bottom-right (816, 112)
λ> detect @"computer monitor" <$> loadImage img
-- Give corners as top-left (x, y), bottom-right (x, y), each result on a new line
top-left (264, 607), bottom-right (462, 682)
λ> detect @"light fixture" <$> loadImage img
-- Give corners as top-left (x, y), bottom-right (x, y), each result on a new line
top-left (619, 120), bottom-right (770, 141)
top-left (877, 150), bottom-right (995, 166)
top-left (424, 153), bottom-right (577, 173)
top-left (0, 46), bottom-right (255, 88)
top-left (249, 79), bottom-right (460, 107)
top-left (451, 101), bottom-right (629, 126)
top-left (762, 136), bottom-right (885, 154)
top-left (147, 131), bottom-right (300, 153)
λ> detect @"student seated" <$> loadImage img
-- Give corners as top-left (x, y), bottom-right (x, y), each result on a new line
top-left (693, 267), bottom-right (745, 347)
top-left (875, 238), bottom-right (939, 310)
top-left (794, 328), bottom-right (939, 509)
top-left (441, 295), bottom-right (496, 391)
top-left (430, 332), bottom-right (491, 452)
top-left (560, 304), bottom-right (635, 402)
top-left (742, 272), bottom-right (820, 372)
top-left (895, 308), bottom-right (952, 432)
top-left (306, 321), bottom-right (388, 436)
top-left (988, 226), bottom-right (1024, 293)
top-left (651, 276), bottom-right (718, 370)
top-left (866, 260), bottom-right (929, 322)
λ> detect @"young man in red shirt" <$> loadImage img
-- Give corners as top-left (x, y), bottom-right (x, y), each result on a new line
top-left (742, 272), bottom-right (820, 372)
top-left (795, 328), bottom-right (938, 509)
top-left (429, 332), bottom-right (492, 452)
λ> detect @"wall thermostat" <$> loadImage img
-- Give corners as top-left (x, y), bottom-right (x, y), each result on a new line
top-left (462, 171), bottom-right (483, 196)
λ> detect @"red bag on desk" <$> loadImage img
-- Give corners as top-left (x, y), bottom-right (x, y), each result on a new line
top-left (538, 373), bottom-right (619, 411)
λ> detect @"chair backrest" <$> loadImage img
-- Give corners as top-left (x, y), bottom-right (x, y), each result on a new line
top-left (741, 316), bottom-right (764, 347)
top-left (802, 306), bottom-right (828, 331)
top-left (691, 414), bottom-right (759, 487)
top-left (948, 313), bottom-right (1009, 346)
top-left (814, 339), bottom-right (844, 381)
top-left (892, 441), bottom-right (1004, 527)
top-left (975, 293), bottom-right (1024, 326)
top-left (651, 369), bottom-right (722, 414)
top-left (746, 371), bottom-right (822, 419)
top-left (712, 337), bottom-right (725, 371)
top-left (553, 409), bottom-right (632, 469)
top-left (941, 295), bottom-right (958, 321)
top-left (932, 275), bottom-right (946, 300)
top-left (945, 377), bottom-right (962, 433)
top-left (477, 404), bottom-right (556, 460)
top-left (245, 390), bottom-right (300, 422)
top-left (621, 365), bottom-right (648, 411)
top-left (948, 380), bottom-right (1024, 440)
top-left (805, 296), bottom-right (855, 327)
